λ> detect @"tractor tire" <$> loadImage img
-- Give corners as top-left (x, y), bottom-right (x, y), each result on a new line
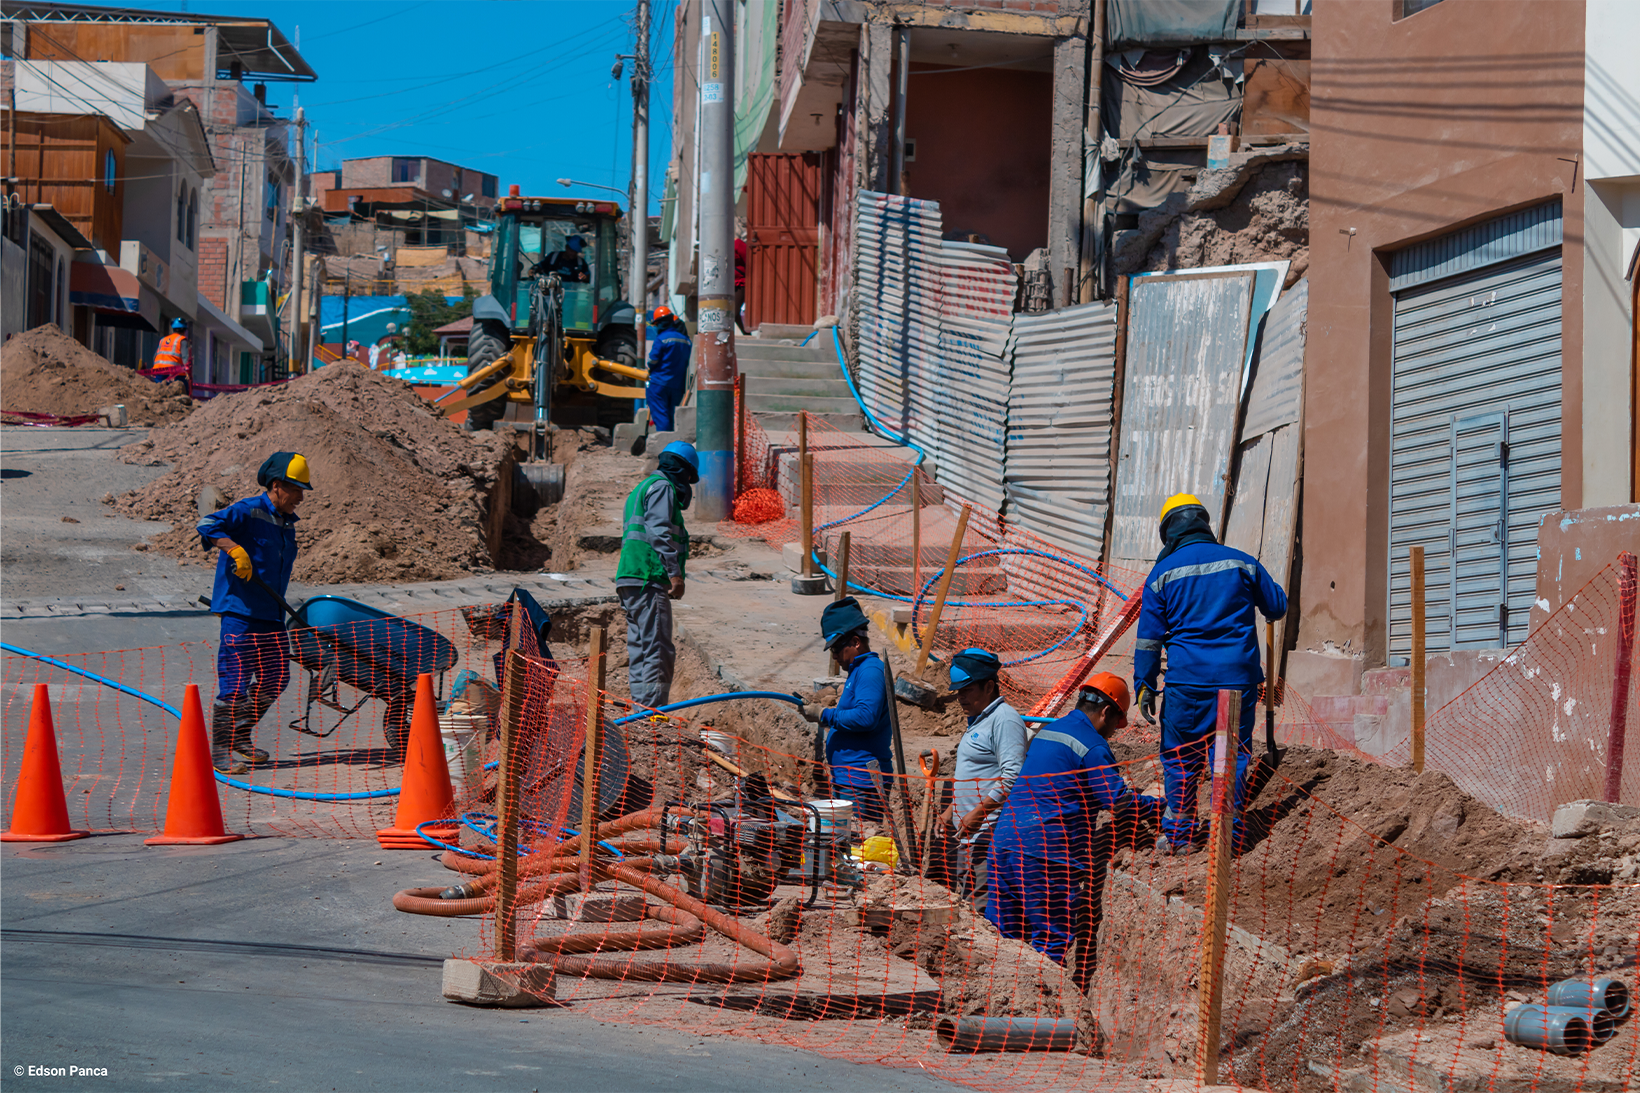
top-left (595, 325), bottom-right (639, 372)
top-left (463, 318), bottom-right (512, 431)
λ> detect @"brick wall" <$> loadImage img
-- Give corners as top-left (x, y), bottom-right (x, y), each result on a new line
top-left (344, 157), bottom-right (392, 187)
top-left (197, 236), bottom-right (229, 311)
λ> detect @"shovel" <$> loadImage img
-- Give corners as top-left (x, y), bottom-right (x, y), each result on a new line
top-left (1240, 619), bottom-right (1284, 810)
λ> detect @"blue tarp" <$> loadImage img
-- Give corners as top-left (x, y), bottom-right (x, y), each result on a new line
top-left (1106, 0), bottom-right (1238, 45)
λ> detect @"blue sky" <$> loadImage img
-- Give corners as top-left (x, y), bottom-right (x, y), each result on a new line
top-left (143, 0), bottom-right (676, 213)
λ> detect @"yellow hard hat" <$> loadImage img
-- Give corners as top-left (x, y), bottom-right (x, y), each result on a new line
top-left (1158, 493), bottom-right (1203, 523)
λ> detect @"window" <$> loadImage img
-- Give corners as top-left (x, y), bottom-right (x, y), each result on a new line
top-left (480, 175), bottom-right (496, 199)
top-left (27, 235), bottom-right (53, 329)
top-left (104, 149), bottom-right (117, 193)
top-left (177, 185), bottom-right (187, 244)
top-left (1394, 0), bottom-right (1446, 17)
top-left (187, 190), bottom-right (198, 249)
top-left (391, 157), bottom-right (419, 184)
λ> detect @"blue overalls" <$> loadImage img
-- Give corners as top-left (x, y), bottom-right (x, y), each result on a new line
top-left (1133, 542), bottom-right (1287, 846)
top-left (987, 708), bottom-right (1160, 982)
top-left (645, 326), bottom-right (693, 432)
top-left (197, 493), bottom-right (299, 752)
top-left (821, 650), bottom-right (894, 822)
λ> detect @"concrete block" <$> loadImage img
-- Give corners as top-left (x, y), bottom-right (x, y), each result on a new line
top-left (791, 574), bottom-right (830, 596)
top-left (548, 891), bottom-right (647, 923)
top-left (671, 404), bottom-right (697, 436)
top-left (782, 541), bottom-right (825, 573)
top-left (812, 675), bottom-right (847, 690)
top-left (1551, 799), bottom-right (1640, 839)
top-left (442, 958), bottom-right (556, 1007)
top-left (100, 404), bottom-right (127, 428)
top-left (612, 421), bottom-right (644, 455)
top-left (633, 407), bottom-right (650, 430)
top-left (894, 675), bottom-right (940, 708)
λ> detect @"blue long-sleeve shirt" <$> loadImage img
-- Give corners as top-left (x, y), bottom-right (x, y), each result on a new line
top-left (991, 708), bottom-right (1160, 866)
top-left (822, 650), bottom-right (893, 776)
top-left (1133, 541), bottom-right (1287, 695)
top-left (646, 327), bottom-right (692, 391)
top-left (197, 492), bottom-right (298, 622)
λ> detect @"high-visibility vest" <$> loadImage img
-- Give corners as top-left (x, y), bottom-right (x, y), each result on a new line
top-left (150, 333), bottom-right (187, 371)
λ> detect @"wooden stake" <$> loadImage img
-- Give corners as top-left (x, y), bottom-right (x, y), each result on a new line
top-left (1196, 688), bottom-right (1239, 1086)
top-left (799, 409), bottom-right (815, 578)
top-left (914, 503), bottom-right (971, 677)
top-left (1410, 545), bottom-right (1426, 775)
top-left (1603, 551), bottom-right (1638, 803)
top-left (829, 531), bottom-right (852, 674)
top-left (494, 645), bottom-right (527, 961)
top-left (578, 627), bottom-right (607, 893)
top-left (734, 374), bottom-right (746, 498)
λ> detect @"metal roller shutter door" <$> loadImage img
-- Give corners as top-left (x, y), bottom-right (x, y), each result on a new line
top-left (1387, 248), bottom-right (1562, 661)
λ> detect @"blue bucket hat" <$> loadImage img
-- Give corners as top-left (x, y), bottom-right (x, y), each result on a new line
top-left (949, 648), bottom-right (1001, 689)
top-left (821, 596), bottom-right (870, 650)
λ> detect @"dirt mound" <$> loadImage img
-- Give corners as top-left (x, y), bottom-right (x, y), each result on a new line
top-left (1, 323), bottom-right (194, 426)
top-left (115, 365), bottom-right (513, 583)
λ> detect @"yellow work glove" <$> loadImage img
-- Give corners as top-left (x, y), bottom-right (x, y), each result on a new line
top-left (226, 545), bottom-right (253, 581)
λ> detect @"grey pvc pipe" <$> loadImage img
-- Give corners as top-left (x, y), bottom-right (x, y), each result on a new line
top-left (935, 1016), bottom-right (1077, 1053)
top-left (1503, 1005), bottom-right (1594, 1055)
top-left (1547, 976), bottom-right (1630, 1019)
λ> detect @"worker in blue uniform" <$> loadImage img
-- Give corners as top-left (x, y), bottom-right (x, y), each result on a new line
top-left (987, 672), bottom-right (1160, 991)
top-left (800, 597), bottom-right (893, 822)
top-left (645, 305), bottom-right (693, 433)
top-left (1134, 492), bottom-right (1287, 853)
top-left (542, 234), bottom-right (590, 282)
top-left (196, 452), bottom-right (312, 774)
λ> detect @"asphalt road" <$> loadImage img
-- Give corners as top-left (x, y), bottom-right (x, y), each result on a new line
top-left (3, 837), bottom-right (962, 1092)
top-left (1, 425), bottom-right (964, 1093)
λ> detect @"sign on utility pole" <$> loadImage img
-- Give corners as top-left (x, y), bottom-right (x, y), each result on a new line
top-left (629, 0), bottom-right (650, 361)
top-left (694, 0), bottom-right (737, 521)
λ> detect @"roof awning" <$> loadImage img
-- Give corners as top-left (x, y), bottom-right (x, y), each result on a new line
top-left (432, 316), bottom-right (474, 337)
top-left (70, 261), bottom-right (158, 331)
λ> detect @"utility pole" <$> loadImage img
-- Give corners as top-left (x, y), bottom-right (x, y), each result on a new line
top-left (290, 106), bottom-right (307, 373)
top-left (694, 0), bottom-right (737, 521)
top-left (628, 0), bottom-right (651, 361)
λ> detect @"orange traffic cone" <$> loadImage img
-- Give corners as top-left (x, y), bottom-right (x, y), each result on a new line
top-left (2, 684), bottom-right (90, 842)
top-left (377, 673), bottom-right (458, 850)
top-left (146, 683), bottom-right (244, 846)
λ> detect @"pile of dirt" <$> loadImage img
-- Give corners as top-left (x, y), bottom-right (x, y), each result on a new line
top-left (1, 323), bottom-right (194, 426)
top-left (115, 364), bottom-right (513, 583)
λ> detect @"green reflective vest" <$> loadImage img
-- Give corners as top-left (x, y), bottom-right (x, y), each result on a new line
top-left (616, 473), bottom-right (689, 585)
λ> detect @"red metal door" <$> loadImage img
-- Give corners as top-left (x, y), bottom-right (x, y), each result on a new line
top-left (746, 153), bottom-right (821, 330)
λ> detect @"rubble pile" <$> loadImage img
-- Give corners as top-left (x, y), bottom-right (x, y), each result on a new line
top-left (1, 323), bottom-right (194, 426)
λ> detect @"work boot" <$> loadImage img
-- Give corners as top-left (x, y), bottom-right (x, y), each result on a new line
top-left (212, 748), bottom-right (249, 775)
top-left (233, 742), bottom-right (270, 765)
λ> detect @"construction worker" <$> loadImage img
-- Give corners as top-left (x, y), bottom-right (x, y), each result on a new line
top-left (145, 318), bottom-right (190, 385)
top-left (197, 452), bottom-right (313, 774)
top-left (543, 234), bottom-right (590, 282)
top-left (942, 647), bottom-right (1027, 914)
top-left (800, 596), bottom-right (893, 822)
top-left (616, 440), bottom-right (698, 712)
top-left (1135, 493), bottom-right (1287, 853)
top-left (986, 673), bottom-right (1160, 990)
top-left (645, 306), bottom-right (692, 432)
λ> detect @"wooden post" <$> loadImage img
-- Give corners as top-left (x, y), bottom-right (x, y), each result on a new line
top-left (1604, 551), bottom-right (1638, 803)
top-left (1410, 545), bottom-right (1426, 775)
top-left (578, 627), bottom-right (607, 893)
top-left (798, 411), bottom-right (814, 578)
top-left (914, 503), bottom-right (972, 677)
top-left (1196, 688), bottom-right (1239, 1087)
top-left (734, 374), bottom-right (746, 498)
top-left (829, 531), bottom-right (852, 675)
top-left (494, 647), bottom-right (527, 961)
top-left (911, 473), bottom-right (922, 603)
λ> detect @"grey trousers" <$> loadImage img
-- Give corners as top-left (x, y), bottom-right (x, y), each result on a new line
top-left (618, 582), bottom-right (675, 711)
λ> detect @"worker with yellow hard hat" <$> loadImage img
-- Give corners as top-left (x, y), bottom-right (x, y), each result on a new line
top-left (196, 451), bottom-right (313, 773)
top-left (1135, 493), bottom-right (1286, 854)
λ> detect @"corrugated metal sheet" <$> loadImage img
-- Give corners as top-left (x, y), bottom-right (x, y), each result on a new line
top-left (1005, 301), bottom-right (1119, 560)
top-left (1388, 249), bottom-right (1562, 660)
top-left (1108, 271), bottom-right (1255, 575)
top-left (853, 190), bottom-right (1013, 514)
top-left (1241, 277), bottom-right (1306, 440)
top-left (1388, 201), bottom-right (1562, 293)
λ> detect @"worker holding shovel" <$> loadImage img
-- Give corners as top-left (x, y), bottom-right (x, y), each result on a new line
top-left (197, 451), bottom-right (312, 774)
top-left (800, 597), bottom-right (894, 822)
top-left (1135, 493), bottom-right (1286, 854)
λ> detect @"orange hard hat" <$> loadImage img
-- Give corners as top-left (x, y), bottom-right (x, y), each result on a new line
top-left (652, 305), bottom-right (675, 323)
top-left (1079, 672), bottom-right (1130, 724)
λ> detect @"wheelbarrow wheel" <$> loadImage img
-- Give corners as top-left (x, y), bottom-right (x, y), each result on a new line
top-left (383, 696), bottom-right (412, 761)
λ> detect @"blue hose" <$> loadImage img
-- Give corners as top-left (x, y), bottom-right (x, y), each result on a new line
top-left (1, 642), bottom-right (183, 717)
top-left (613, 689), bottom-right (803, 725)
top-left (830, 327), bottom-right (928, 464)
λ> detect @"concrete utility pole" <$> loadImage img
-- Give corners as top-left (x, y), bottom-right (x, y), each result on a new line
top-left (629, 0), bottom-right (651, 361)
top-left (290, 106), bottom-right (307, 372)
top-left (694, 0), bottom-right (737, 521)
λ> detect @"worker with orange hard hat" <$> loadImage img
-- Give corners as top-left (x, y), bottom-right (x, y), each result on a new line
top-left (985, 672), bottom-right (1160, 988)
top-left (1135, 492), bottom-right (1286, 854)
top-left (644, 305), bottom-right (692, 433)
